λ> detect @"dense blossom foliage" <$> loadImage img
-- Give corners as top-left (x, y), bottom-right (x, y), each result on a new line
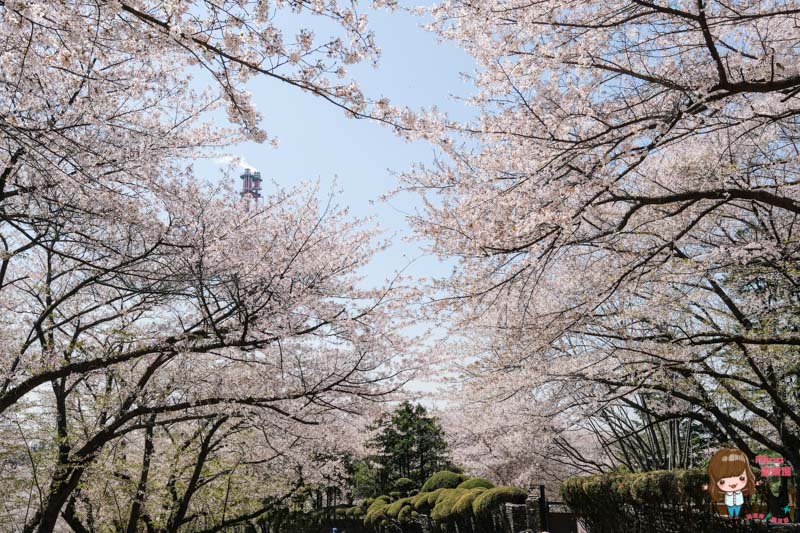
top-left (399, 0), bottom-right (800, 485)
top-left (0, 1), bottom-right (412, 531)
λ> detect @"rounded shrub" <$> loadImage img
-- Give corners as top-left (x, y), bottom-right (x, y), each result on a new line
top-left (364, 505), bottom-right (387, 527)
top-left (457, 477), bottom-right (495, 490)
top-left (394, 477), bottom-right (417, 495)
top-left (364, 496), bottom-right (391, 527)
top-left (431, 488), bottom-right (468, 522)
top-left (410, 491), bottom-right (427, 509)
top-left (386, 497), bottom-right (414, 518)
top-left (452, 487), bottom-right (487, 516)
top-left (368, 495), bottom-right (391, 510)
top-left (398, 505), bottom-right (414, 524)
top-left (413, 488), bottom-right (446, 512)
top-left (420, 470), bottom-right (469, 492)
top-left (471, 486), bottom-right (528, 520)
top-left (559, 476), bottom-right (582, 504)
top-left (345, 506), bottom-right (363, 518)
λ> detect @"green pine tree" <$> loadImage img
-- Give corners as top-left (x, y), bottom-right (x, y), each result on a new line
top-left (367, 402), bottom-right (454, 495)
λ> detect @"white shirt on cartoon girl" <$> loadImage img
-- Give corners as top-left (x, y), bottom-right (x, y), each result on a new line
top-left (724, 490), bottom-right (744, 507)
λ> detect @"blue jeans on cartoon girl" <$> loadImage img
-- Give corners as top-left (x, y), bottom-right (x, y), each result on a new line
top-left (728, 505), bottom-right (742, 518)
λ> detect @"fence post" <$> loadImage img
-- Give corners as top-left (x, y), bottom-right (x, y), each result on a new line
top-left (538, 485), bottom-right (549, 532)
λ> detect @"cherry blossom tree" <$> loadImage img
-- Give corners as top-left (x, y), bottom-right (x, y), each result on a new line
top-left (59, 406), bottom-right (375, 531)
top-left (400, 0), bottom-right (800, 483)
top-left (2, 177), bottom-right (412, 532)
top-left (0, 1), bottom-right (415, 531)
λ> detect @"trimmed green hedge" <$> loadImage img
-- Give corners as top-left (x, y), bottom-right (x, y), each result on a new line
top-left (364, 496), bottom-right (392, 527)
top-left (412, 488), bottom-right (446, 512)
top-left (457, 477), bottom-right (495, 490)
top-left (420, 470), bottom-right (468, 492)
top-left (472, 486), bottom-right (528, 520)
top-left (345, 506), bottom-right (364, 518)
top-left (394, 477), bottom-right (417, 495)
top-left (561, 469), bottom-right (713, 533)
top-left (561, 468), bottom-right (706, 509)
top-left (385, 497), bottom-right (414, 518)
top-left (397, 504), bottom-right (415, 524)
top-left (358, 474), bottom-right (532, 530)
top-left (452, 487), bottom-right (487, 516)
top-left (430, 488), bottom-right (469, 521)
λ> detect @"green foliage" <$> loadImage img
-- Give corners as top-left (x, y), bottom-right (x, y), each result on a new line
top-left (560, 468), bottom-right (739, 533)
top-left (367, 495), bottom-right (391, 512)
top-left (410, 492), bottom-right (426, 510)
top-left (398, 504), bottom-right (414, 524)
top-left (430, 488), bottom-right (468, 521)
top-left (451, 487), bottom-right (487, 515)
top-left (674, 469), bottom-right (708, 506)
top-left (328, 504), bottom-right (365, 519)
top-left (368, 402), bottom-right (454, 494)
top-left (364, 507), bottom-right (386, 527)
top-left (412, 488), bottom-right (446, 512)
top-left (420, 470), bottom-right (468, 492)
top-left (278, 474), bottom-right (524, 533)
top-left (393, 476), bottom-right (417, 495)
top-left (364, 497), bottom-right (391, 527)
top-left (344, 506), bottom-right (363, 518)
top-left (561, 468), bottom-right (706, 510)
top-left (471, 486), bottom-right (528, 519)
top-left (457, 477), bottom-right (494, 490)
top-left (386, 497), bottom-right (414, 518)
top-left (350, 458), bottom-right (381, 499)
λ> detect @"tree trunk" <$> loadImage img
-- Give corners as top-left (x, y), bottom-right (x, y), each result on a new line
top-left (127, 416), bottom-right (156, 533)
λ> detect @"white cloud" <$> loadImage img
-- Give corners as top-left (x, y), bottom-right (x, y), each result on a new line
top-left (214, 155), bottom-right (257, 172)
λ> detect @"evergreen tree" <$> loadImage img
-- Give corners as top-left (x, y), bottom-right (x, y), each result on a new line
top-left (367, 402), bottom-right (453, 494)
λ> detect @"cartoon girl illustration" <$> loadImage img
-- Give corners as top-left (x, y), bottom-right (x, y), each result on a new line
top-left (706, 448), bottom-right (757, 518)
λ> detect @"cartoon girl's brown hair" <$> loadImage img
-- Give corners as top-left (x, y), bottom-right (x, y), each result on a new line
top-left (707, 448), bottom-right (756, 501)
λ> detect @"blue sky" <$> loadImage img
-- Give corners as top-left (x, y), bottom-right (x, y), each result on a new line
top-left (211, 5), bottom-right (476, 287)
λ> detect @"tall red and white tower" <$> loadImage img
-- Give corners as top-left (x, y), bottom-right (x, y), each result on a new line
top-left (240, 169), bottom-right (262, 200)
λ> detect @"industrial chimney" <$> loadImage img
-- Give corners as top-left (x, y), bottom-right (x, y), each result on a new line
top-left (240, 169), bottom-right (262, 200)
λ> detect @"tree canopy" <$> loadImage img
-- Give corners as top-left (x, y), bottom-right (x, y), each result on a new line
top-left (4, 1), bottom-right (800, 530)
top-left (367, 402), bottom-right (453, 495)
top-left (398, 0), bottom-right (800, 488)
top-left (0, 1), bottom-right (412, 531)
